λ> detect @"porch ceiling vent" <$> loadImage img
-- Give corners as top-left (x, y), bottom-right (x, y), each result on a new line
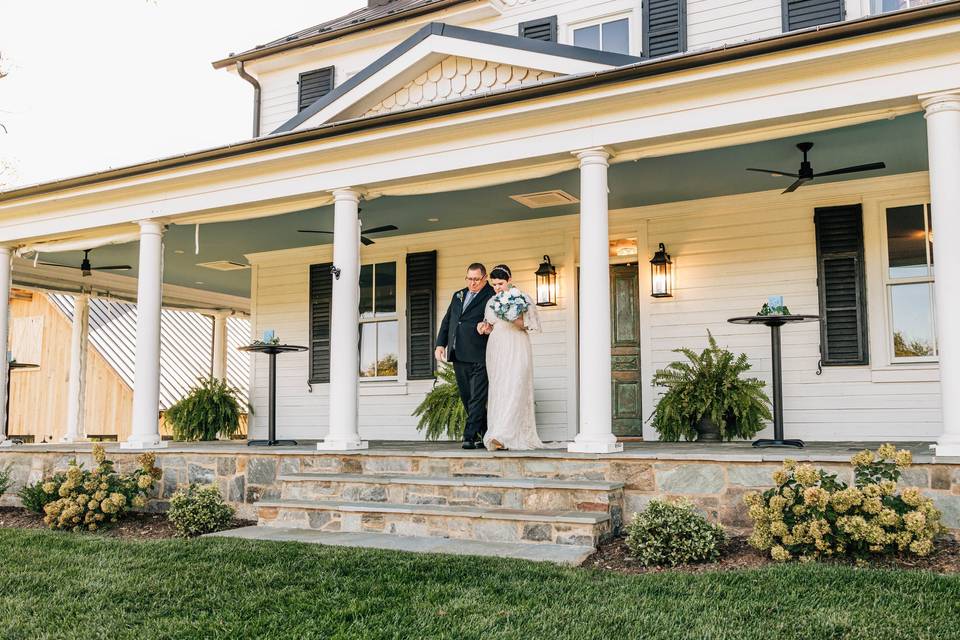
top-left (195, 260), bottom-right (251, 271)
top-left (509, 190), bottom-right (579, 209)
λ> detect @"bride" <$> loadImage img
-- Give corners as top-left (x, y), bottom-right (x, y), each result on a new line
top-left (476, 264), bottom-right (545, 450)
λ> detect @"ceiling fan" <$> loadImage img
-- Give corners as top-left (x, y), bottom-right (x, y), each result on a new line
top-left (297, 223), bottom-right (398, 246)
top-left (747, 142), bottom-right (886, 194)
top-left (38, 249), bottom-right (131, 277)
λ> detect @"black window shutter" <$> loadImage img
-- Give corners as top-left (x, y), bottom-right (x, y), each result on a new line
top-left (518, 16), bottom-right (558, 42)
top-left (309, 262), bottom-right (333, 383)
top-left (782, 0), bottom-right (845, 32)
top-left (814, 205), bottom-right (868, 366)
top-left (298, 66), bottom-right (335, 112)
top-left (643, 0), bottom-right (687, 58)
top-left (406, 251), bottom-right (437, 380)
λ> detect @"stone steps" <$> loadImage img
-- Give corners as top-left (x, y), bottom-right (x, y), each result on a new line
top-left (255, 498), bottom-right (612, 546)
top-left (277, 472), bottom-right (623, 524)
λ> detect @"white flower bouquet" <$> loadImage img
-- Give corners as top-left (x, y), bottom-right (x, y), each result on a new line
top-left (491, 286), bottom-right (529, 322)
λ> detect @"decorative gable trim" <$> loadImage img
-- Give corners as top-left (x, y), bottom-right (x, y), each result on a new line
top-left (363, 55), bottom-right (558, 117)
top-left (273, 22), bottom-right (640, 133)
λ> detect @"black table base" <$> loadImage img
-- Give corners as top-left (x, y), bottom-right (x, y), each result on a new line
top-left (238, 344), bottom-right (307, 447)
top-left (752, 438), bottom-right (805, 448)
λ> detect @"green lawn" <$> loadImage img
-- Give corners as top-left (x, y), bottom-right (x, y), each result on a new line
top-left (0, 529), bottom-right (958, 640)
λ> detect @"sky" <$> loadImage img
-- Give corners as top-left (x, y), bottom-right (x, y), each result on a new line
top-left (0, 0), bottom-right (365, 189)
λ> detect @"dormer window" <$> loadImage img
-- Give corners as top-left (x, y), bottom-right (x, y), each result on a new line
top-left (573, 17), bottom-right (630, 55)
top-left (871, 0), bottom-right (941, 13)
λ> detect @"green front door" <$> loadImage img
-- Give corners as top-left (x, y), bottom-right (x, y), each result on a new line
top-left (610, 263), bottom-right (643, 437)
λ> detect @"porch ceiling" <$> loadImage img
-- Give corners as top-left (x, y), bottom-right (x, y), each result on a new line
top-left (32, 113), bottom-right (927, 298)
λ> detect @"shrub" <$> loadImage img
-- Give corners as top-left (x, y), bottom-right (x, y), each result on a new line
top-left (40, 445), bottom-right (161, 532)
top-left (0, 464), bottom-right (12, 496)
top-left (651, 331), bottom-right (771, 441)
top-left (165, 377), bottom-right (245, 442)
top-left (18, 475), bottom-right (64, 514)
top-left (745, 444), bottom-right (946, 562)
top-left (167, 484), bottom-right (235, 537)
top-left (412, 365), bottom-right (466, 441)
top-left (626, 499), bottom-right (726, 567)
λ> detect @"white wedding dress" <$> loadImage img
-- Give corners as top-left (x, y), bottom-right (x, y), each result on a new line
top-left (482, 291), bottom-right (548, 450)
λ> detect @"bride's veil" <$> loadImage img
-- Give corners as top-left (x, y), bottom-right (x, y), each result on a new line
top-left (523, 292), bottom-right (542, 334)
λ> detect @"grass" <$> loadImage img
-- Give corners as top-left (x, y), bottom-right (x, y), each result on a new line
top-left (0, 528), bottom-right (958, 640)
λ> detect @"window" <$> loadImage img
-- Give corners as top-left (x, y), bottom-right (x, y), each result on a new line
top-left (359, 262), bottom-right (399, 378)
top-left (573, 18), bottom-right (630, 54)
top-left (871, 0), bottom-right (941, 14)
top-left (884, 204), bottom-right (937, 360)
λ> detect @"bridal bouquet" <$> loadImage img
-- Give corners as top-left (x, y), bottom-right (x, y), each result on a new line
top-left (491, 287), bottom-right (529, 322)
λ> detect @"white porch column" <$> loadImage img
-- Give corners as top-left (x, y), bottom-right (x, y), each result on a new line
top-left (317, 188), bottom-right (367, 451)
top-left (122, 220), bottom-right (168, 449)
top-left (0, 247), bottom-right (12, 447)
top-left (923, 92), bottom-right (960, 457)
top-left (569, 149), bottom-right (622, 453)
top-left (62, 293), bottom-right (90, 442)
top-left (211, 311), bottom-right (229, 382)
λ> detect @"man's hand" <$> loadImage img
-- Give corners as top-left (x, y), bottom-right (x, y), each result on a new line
top-left (434, 346), bottom-right (447, 362)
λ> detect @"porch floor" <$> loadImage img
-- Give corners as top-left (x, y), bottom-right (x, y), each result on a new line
top-left (7, 439), bottom-right (947, 463)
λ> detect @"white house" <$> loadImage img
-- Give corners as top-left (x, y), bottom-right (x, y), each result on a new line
top-left (1, 0), bottom-right (960, 456)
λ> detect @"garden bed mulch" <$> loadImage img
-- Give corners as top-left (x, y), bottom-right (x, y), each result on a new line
top-left (0, 506), bottom-right (254, 539)
top-left (583, 534), bottom-right (960, 574)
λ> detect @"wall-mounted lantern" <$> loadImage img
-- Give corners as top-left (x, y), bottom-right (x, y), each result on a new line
top-left (650, 243), bottom-right (673, 298)
top-left (535, 255), bottom-right (558, 307)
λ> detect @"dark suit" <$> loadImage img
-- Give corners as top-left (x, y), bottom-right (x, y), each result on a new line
top-left (437, 284), bottom-right (495, 443)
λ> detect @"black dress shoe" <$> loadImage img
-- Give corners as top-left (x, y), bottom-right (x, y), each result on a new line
top-left (461, 441), bottom-right (477, 450)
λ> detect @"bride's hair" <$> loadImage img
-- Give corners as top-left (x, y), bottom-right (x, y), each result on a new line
top-left (489, 264), bottom-right (512, 280)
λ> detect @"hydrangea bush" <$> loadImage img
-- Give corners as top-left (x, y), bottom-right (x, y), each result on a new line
top-left (744, 444), bottom-right (945, 562)
top-left (167, 484), bottom-right (235, 537)
top-left (626, 499), bottom-right (726, 567)
top-left (40, 445), bottom-right (161, 532)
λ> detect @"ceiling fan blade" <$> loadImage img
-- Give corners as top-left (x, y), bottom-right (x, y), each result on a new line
top-left (746, 168), bottom-right (799, 177)
top-left (814, 162), bottom-right (886, 178)
top-left (360, 236), bottom-right (375, 246)
top-left (92, 265), bottom-right (132, 271)
top-left (297, 229), bottom-right (334, 234)
top-left (782, 178), bottom-right (809, 194)
top-left (37, 262), bottom-right (79, 269)
top-left (361, 225), bottom-right (398, 235)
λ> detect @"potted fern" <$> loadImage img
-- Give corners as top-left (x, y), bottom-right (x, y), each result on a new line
top-left (412, 365), bottom-right (466, 441)
top-left (650, 332), bottom-right (771, 442)
top-left (165, 377), bottom-right (246, 442)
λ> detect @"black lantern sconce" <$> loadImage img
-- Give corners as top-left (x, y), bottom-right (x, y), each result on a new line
top-left (650, 243), bottom-right (673, 298)
top-left (535, 255), bottom-right (558, 307)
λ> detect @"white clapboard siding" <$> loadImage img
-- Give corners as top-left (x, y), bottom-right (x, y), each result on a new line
top-left (686, 0), bottom-right (783, 51)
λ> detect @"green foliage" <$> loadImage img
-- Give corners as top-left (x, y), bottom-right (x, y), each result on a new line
top-left (745, 444), bottom-right (946, 561)
top-left (18, 475), bottom-right (63, 514)
top-left (165, 377), bottom-right (245, 442)
top-left (412, 365), bottom-right (465, 441)
top-left (167, 484), bottom-right (235, 537)
top-left (0, 464), bottom-right (12, 496)
top-left (626, 499), bottom-right (726, 567)
top-left (650, 331), bottom-right (772, 441)
top-left (39, 445), bottom-right (160, 532)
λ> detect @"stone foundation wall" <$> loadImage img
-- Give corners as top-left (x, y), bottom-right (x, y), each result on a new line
top-left (2, 449), bottom-right (958, 531)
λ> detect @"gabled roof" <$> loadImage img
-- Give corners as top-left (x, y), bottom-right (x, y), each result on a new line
top-left (50, 294), bottom-right (251, 409)
top-left (274, 22), bottom-right (640, 133)
top-left (212, 0), bottom-right (474, 69)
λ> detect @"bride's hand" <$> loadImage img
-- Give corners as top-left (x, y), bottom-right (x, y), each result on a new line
top-left (476, 321), bottom-right (487, 335)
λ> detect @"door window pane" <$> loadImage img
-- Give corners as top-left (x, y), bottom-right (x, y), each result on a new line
top-left (359, 323), bottom-right (377, 377)
top-left (375, 262), bottom-right (396, 316)
top-left (359, 264), bottom-right (374, 318)
top-left (886, 205), bottom-right (928, 278)
top-left (574, 24), bottom-right (600, 50)
top-left (890, 283), bottom-right (936, 357)
top-left (603, 18), bottom-right (629, 54)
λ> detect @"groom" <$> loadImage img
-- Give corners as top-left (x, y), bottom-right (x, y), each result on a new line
top-left (435, 263), bottom-right (495, 449)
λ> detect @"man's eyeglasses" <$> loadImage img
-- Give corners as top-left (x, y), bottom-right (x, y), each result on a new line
top-left (465, 276), bottom-right (484, 282)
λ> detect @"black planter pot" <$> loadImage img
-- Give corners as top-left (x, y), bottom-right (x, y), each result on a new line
top-left (696, 416), bottom-right (722, 442)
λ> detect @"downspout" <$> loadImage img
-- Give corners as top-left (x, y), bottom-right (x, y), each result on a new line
top-left (235, 61), bottom-right (261, 138)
